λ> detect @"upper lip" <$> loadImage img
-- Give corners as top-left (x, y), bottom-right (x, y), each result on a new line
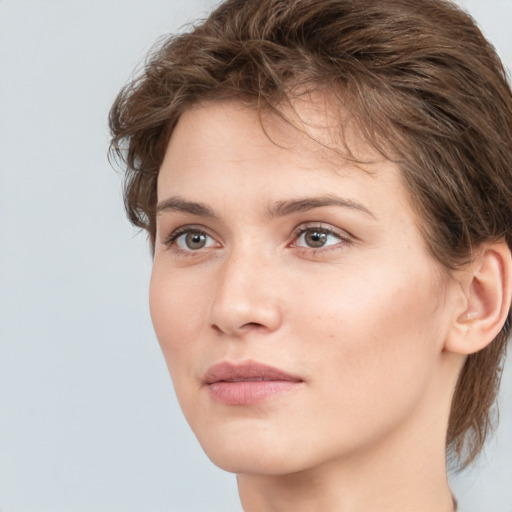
top-left (203, 361), bottom-right (303, 384)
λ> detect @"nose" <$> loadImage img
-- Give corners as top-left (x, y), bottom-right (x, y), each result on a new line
top-left (208, 247), bottom-right (283, 337)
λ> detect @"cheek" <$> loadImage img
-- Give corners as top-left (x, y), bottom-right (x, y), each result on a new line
top-left (293, 262), bottom-right (445, 413)
top-left (149, 267), bottom-right (204, 378)
top-left (149, 265), bottom-right (216, 431)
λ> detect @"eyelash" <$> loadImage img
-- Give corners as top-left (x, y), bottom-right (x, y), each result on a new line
top-left (290, 223), bottom-right (352, 253)
top-left (162, 223), bottom-right (352, 256)
top-left (163, 225), bottom-right (214, 257)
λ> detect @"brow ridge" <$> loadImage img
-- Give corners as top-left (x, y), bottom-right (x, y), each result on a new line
top-left (265, 195), bottom-right (375, 219)
top-left (156, 196), bottom-right (216, 217)
top-left (156, 194), bottom-right (374, 219)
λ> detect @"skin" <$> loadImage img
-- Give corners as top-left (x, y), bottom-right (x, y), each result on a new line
top-left (150, 97), bottom-right (465, 512)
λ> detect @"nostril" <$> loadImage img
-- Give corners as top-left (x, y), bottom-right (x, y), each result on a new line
top-left (210, 321), bottom-right (267, 336)
top-left (237, 322), bottom-right (271, 335)
top-left (209, 294), bottom-right (282, 336)
top-left (242, 322), bottom-right (263, 329)
top-left (211, 324), bottom-right (223, 335)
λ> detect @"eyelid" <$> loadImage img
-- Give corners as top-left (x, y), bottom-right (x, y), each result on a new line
top-left (162, 224), bottom-right (221, 252)
top-left (289, 222), bottom-right (353, 250)
top-left (160, 222), bottom-right (353, 256)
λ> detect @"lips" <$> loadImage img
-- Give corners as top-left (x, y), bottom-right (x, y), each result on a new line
top-left (203, 361), bottom-right (303, 405)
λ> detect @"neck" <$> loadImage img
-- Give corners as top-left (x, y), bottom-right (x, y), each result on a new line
top-left (237, 435), bottom-right (454, 512)
top-left (237, 358), bottom-right (460, 512)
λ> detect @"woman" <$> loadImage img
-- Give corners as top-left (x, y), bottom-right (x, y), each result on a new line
top-left (109, 0), bottom-right (512, 510)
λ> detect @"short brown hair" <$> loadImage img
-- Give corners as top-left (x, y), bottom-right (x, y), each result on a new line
top-left (109, 0), bottom-right (512, 467)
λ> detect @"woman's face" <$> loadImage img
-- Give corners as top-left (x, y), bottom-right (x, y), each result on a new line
top-left (150, 98), bottom-right (459, 475)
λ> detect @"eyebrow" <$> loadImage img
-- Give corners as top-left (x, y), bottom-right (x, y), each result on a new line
top-left (156, 196), bottom-right (216, 217)
top-left (265, 196), bottom-right (375, 219)
top-left (156, 195), bottom-right (375, 219)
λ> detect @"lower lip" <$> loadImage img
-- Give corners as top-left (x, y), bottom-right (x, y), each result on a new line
top-left (207, 380), bottom-right (301, 405)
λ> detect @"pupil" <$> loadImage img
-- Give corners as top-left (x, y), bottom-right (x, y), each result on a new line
top-left (306, 230), bottom-right (327, 247)
top-left (186, 232), bottom-right (206, 249)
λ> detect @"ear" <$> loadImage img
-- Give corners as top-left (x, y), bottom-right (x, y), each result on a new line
top-left (445, 241), bottom-right (512, 355)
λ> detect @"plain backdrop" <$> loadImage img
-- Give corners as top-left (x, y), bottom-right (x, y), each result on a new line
top-left (1, 1), bottom-right (511, 511)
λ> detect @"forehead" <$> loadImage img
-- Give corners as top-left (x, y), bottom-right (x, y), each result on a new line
top-left (157, 98), bottom-right (424, 238)
top-left (160, 94), bottom-right (390, 186)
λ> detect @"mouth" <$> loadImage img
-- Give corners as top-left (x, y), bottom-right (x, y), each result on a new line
top-left (203, 361), bottom-right (303, 405)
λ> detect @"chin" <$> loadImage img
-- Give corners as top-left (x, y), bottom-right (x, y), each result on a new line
top-left (193, 422), bottom-right (314, 475)
top-left (205, 447), bottom-right (306, 476)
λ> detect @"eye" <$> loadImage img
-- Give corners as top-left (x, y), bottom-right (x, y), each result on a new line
top-left (292, 225), bottom-right (349, 250)
top-left (178, 231), bottom-right (211, 250)
top-left (165, 227), bottom-right (218, 253)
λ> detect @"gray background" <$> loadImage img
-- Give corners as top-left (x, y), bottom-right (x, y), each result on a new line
top-left (0, 1), bottom-right (510, 511)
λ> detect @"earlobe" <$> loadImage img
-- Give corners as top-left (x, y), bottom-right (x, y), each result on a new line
top-left (446, 241), bottom-right (512, 355)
